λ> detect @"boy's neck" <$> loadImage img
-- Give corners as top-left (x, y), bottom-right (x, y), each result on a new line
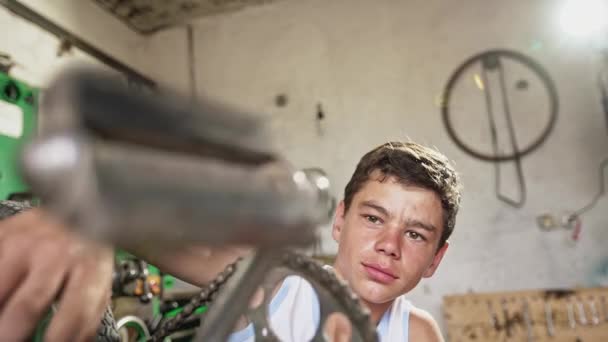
top-left (362, 299), bottom-right (393, 324)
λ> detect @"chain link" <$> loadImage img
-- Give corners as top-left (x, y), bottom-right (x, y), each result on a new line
top-left (150, 258), bottom-right (240, 341)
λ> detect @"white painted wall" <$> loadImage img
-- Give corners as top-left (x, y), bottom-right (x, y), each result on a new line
top-left (2, 0), bottom-right (607, 338)
top-left (180, 0), bottom-right (608, 335)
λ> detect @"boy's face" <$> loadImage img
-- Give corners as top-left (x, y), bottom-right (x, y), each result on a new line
top-left (332, 172), bottom-right (448, 305)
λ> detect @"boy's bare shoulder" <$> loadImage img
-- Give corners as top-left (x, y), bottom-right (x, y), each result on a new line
top-left (408, 306), bottom-right (445, 342)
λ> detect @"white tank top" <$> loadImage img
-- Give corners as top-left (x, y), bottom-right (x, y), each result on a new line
top-left (227, 271), bottom-right (412, 341)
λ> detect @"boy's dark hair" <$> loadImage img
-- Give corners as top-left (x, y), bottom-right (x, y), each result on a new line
top-left (343, 141), bottom-right (462, 250)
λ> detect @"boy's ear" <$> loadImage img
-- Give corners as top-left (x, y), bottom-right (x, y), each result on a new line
top-left (422, 241), bottom-right (449, 278)
top-left (332, 200), bottom-right (346, 243)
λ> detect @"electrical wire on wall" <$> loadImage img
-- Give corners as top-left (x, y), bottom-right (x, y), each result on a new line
top-left (548, 158), bottom-right (608, 242)
top-left (187, 24), bottom-right (197, 101)
top-left (600, 49), bottom-right (608, 132)
top-left (536, 51), bottom-right (608, 241)
top-left (572, 159), bottom-right (608, 218)
top-left (566, 55), bottom-right (608, 233)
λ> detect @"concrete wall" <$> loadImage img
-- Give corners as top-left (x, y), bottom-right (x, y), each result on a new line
top-left (183, 0), bottom-right (608, 334)
top-left (2, 0), bottom-right (607, 337)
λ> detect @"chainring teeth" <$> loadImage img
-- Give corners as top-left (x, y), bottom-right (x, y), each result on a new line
top-left (248, 251), bottom-right (377, 341)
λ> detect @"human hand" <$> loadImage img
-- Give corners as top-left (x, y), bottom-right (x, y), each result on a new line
top-left (0, 208), bottom-right (114, 341)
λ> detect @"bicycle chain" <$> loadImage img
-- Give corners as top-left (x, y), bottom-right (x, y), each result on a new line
top-left (151, 258), bottom-right (241, 341)
top-left (152, 251), bottom-right (378, 342)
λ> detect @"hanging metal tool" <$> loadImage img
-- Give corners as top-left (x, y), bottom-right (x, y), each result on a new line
top-left (589, 299), bottom-right (600, 325)
top-left (486, 300), bottom-right (499, 331)
top-left (480, 54), bottom-right (527, 207)
top-left (567, 300), bottom-right (577, 330)
top-left (441, 49), bottom-right (558, 208)
top-left (522, 299), bottom-right (533, 342)
top-left (576, 298), bottom-right (589, 326)
top-left (500, 298), bottom-right (512, 338)
top-left (544, 301), bottom-right (554, 337)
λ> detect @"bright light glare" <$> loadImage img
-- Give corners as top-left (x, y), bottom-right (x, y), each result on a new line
top-left (473, 74), bottom-right (484, 90)
top-left (559, 0), bottom-right (608, 38)
top-left (315, 176), bottom-right (330, 190)
top-left (292, 171), bottom-right (307, 184)
top-left (31, 135), bottom-right (79, 171)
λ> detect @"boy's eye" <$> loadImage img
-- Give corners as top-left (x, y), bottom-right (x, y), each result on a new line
top-left (406, 231), bottom-right (425, 241)
top-left (364, 215), bottom-right (381, 224)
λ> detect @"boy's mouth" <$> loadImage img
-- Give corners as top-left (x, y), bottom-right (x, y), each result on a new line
top-left (361, 262), bottom-right (398, 284)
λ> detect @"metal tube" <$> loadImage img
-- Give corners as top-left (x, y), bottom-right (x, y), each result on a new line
top-left (195, 249), bottom-right (279, 341)
top-left (22, 68), bottom-right (334, 248)
top-left (23, 137), bottom-right (325, 247)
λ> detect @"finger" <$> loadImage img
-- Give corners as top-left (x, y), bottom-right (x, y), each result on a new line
top-left (0, 225), bottom-right (70, 307)
top-left (0, 209), bottom-right (52, 243)
top-left (69, 279), bottom-right (111, 342)
top-left (323, 313), bottom-right (353, 342)
top-left (45, 262), bottom-right (111, 341)
top-left (0, 236), bottom-right (30, 308)
top-left (0, 209), bottom-right (33, 238)
top-left (0, 250), bottom-right (68, 341)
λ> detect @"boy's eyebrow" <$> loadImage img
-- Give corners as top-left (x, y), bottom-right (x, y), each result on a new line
top-left (359, 200), bottom-right (390, 217)
top-left (404, 219), bottom-right (437, 232)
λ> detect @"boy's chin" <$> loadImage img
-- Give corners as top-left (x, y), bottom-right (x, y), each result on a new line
top-left (356, 282), bottom-right (400, 305)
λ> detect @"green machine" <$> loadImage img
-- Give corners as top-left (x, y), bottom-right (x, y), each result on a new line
top-left (112, 251), bottom-right (208, 341)
top-left (0, 71), bottom-right (37, 200)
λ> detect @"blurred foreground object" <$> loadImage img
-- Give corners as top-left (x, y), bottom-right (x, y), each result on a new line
top-left (19, 67), bottom-right (376, 341)
top-left (21, 67), bottom-right (333, 250)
